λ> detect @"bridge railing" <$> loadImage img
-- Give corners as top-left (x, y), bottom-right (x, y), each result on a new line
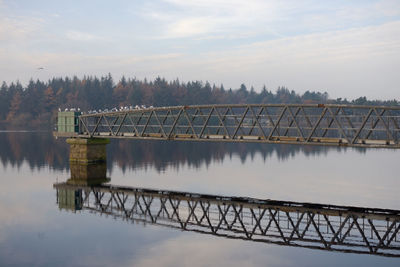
top-left (75, 104), bottom-right (400, 148)
top-left (54, 183), bottom-right (400, 257)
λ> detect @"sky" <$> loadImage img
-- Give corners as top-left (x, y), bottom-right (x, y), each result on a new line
top-left (0, 0), bottom-right (399, 100)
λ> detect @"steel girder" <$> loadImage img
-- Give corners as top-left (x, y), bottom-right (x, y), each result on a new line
top-left (54, 183), bottom-right (400, 257)
top-left (73, 104), bottom-right (400, 148)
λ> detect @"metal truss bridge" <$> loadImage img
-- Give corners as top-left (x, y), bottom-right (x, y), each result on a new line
top-left (58, 104), bottom-right (400, 148)
top-left (54, 183), bottom-right (400, 257)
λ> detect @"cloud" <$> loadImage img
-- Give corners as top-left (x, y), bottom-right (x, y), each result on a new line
top-left (171, 21), bottom-right (400, 99)
top-left (132, 234), bottom-right (292, 267)
top-left (167, 17), bottom-right (215, 38)
top-left (65, 30), bottom-right (100, 41)
top-left (0, 1), bottom-right (399, 99)
top-left (0, 201), bottom-right (49, 237)
top-left (374, 0), bottom-right (400, 17)
top-left (140, 0), bottom-right (285, 39)
top-left (0, 163), bottom-right (63, 242)
top-left (1, 20), bottom-right (399, 99)
top-left (0, 16), bottom-right (44, 42)
top-left (146, 0), bottom-right (400, 40)
top-left (225, 21), bottom-right (400, 64)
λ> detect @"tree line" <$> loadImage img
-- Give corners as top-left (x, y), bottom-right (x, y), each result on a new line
top-left (0, 74), bottom-right (398, 127)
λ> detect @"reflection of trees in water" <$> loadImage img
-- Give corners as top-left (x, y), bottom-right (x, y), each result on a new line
top-left (108, 140), bottom-right (334, 173)
top-left (0, 132), bottom-right (366, 171)
top-left (0, 132), bottom-right (69, 170)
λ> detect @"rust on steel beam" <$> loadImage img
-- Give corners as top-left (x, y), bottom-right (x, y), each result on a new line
top-left (55, 104), bottom-right (400, 148)
top-left (54, 183), bottom-right (400, 257)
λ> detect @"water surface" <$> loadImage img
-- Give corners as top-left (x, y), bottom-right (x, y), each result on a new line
top-left (0, 132), bottom-right (399, 266)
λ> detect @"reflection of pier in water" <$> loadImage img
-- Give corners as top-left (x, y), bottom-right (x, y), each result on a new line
top-left (54, 183), bottom-right (400, 257)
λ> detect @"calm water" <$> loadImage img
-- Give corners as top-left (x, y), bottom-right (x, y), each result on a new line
top-left (0, 131), bottom-right (399, 266)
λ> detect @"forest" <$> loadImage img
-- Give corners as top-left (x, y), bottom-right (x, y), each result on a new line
top-left (0, 74), bottom-right (398, 128)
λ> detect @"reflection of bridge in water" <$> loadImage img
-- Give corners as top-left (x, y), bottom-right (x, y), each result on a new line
top-left (54, 182), bottom-right (400, 257)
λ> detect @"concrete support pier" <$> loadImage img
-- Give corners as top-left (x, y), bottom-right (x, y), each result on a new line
top-left (66, 138), bottom-right (109, 164)
top-left (67, 162), bottom-right (109, 185)
top-left (66, 138), bottom-right (110, 186)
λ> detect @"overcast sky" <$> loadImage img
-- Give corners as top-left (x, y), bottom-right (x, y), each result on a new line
top-left (0, 0), bottom-right (399, 99)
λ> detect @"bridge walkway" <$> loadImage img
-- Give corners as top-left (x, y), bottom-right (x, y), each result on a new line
top-left (55, 104), bottom-right (400, 148)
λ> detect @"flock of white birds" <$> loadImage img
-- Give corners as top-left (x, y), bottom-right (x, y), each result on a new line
top-left (59, 105), bottom-right (154, 114)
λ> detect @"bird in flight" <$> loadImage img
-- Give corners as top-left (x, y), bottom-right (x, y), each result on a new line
top-left (37, 67), bottom-right (44, 70)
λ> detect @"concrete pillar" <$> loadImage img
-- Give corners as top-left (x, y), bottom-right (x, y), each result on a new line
top-left (66, 138), bottom-right (110, 185)
top-left (67, 162), bottom-right (110, 186)
top-left (66, 138), bottom-right (109, 164)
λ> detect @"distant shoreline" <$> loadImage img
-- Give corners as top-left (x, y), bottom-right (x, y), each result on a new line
top-left (0, 130), bottom-right (50, 133)
top-left (0, 121), bottom-right (52, 131)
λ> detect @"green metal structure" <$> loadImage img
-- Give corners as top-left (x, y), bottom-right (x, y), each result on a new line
top-left (57, 111), bottom-right (81, 133)
top-left (57, 188), bottom-right (82, 211)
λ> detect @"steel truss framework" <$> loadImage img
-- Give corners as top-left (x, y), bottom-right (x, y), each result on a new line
top-left (72, 104), bottom-right (400, 148)
top-left (54, 183), bottom-right (400, 257)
